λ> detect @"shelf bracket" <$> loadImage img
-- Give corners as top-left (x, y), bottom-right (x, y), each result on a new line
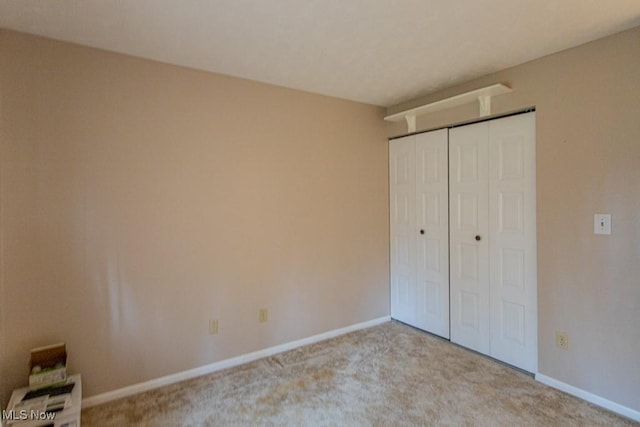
top-left (478, 95), bottom-right (491, 117)
top-left (405, 113), bottom-right (416, 133)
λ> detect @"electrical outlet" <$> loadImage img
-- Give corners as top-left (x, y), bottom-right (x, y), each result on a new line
top-left (556, 331), bottom-right (568, 350)
top-left (209, 319), bottom-right (219, 335)
top-left (259, 308), bottom-right (268, 323)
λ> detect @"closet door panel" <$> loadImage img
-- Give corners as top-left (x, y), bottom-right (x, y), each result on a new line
top-left (415, 129), bottom-right (449, 338)
top-left (389, 136), bottom-right (417, 326)
top-left (489, 112), bottom-right (537, 372)
top-left (449, 122), bottom-right (490, 354)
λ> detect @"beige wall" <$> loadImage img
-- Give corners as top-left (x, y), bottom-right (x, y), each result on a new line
top-left (0, 30), bottom-right (390, 402)
top-left (388, 26), bottom-right (640, 412)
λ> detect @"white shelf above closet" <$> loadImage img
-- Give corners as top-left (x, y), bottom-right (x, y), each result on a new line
top-left (384, 83), bottom-right (512, 132)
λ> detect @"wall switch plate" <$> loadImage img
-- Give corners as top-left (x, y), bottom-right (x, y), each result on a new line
top-left (594, 214), bottom-right (611, 235)
top-left (209, 319), bottom-right (219, 335)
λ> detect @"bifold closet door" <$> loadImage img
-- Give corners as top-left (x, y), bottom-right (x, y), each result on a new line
top-left (390, 129), bottom-right (449, 338)
top-left (415, 130), bottom-right (449, 338)
top-left (449, 122), bottom-right (491, 355)
top-left (389, 136), bottom-right (417, 327)
top-left (488, 113), bottom-right (537, 372)
top-left (450, 112), bottom-right (537, 373)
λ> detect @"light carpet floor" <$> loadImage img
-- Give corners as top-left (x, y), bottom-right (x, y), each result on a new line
top-left (82, 321), bottom-right (636, 426)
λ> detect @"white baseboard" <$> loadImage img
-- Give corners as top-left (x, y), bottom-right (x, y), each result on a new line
top-left (83, 316), bottom-right (391, 408)
top-left (536, 373), bottom-right (640, 422)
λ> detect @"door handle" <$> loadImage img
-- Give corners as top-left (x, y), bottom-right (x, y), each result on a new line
top-left (420, 229), bottom-right (425, 235)
top-left (475, 235), bottom-right (481, 241)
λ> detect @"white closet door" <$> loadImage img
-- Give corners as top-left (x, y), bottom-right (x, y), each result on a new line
top-left (450, 112), bottom-right (537, 373)
top-left (415, 129), bottom-right (450, 338)
top-left (389, 136), bottom-right (417, 326)
top-left (449, 122), bottom-right (491, 355)
top-left (488, 112), bottom-right (537, 372)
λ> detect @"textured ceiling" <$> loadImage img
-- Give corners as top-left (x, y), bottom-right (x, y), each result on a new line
top-left (1, 1), bottom-right (639, 107)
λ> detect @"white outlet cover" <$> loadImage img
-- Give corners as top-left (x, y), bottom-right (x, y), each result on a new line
top-left (594, 214), bottom-right (611, 235)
